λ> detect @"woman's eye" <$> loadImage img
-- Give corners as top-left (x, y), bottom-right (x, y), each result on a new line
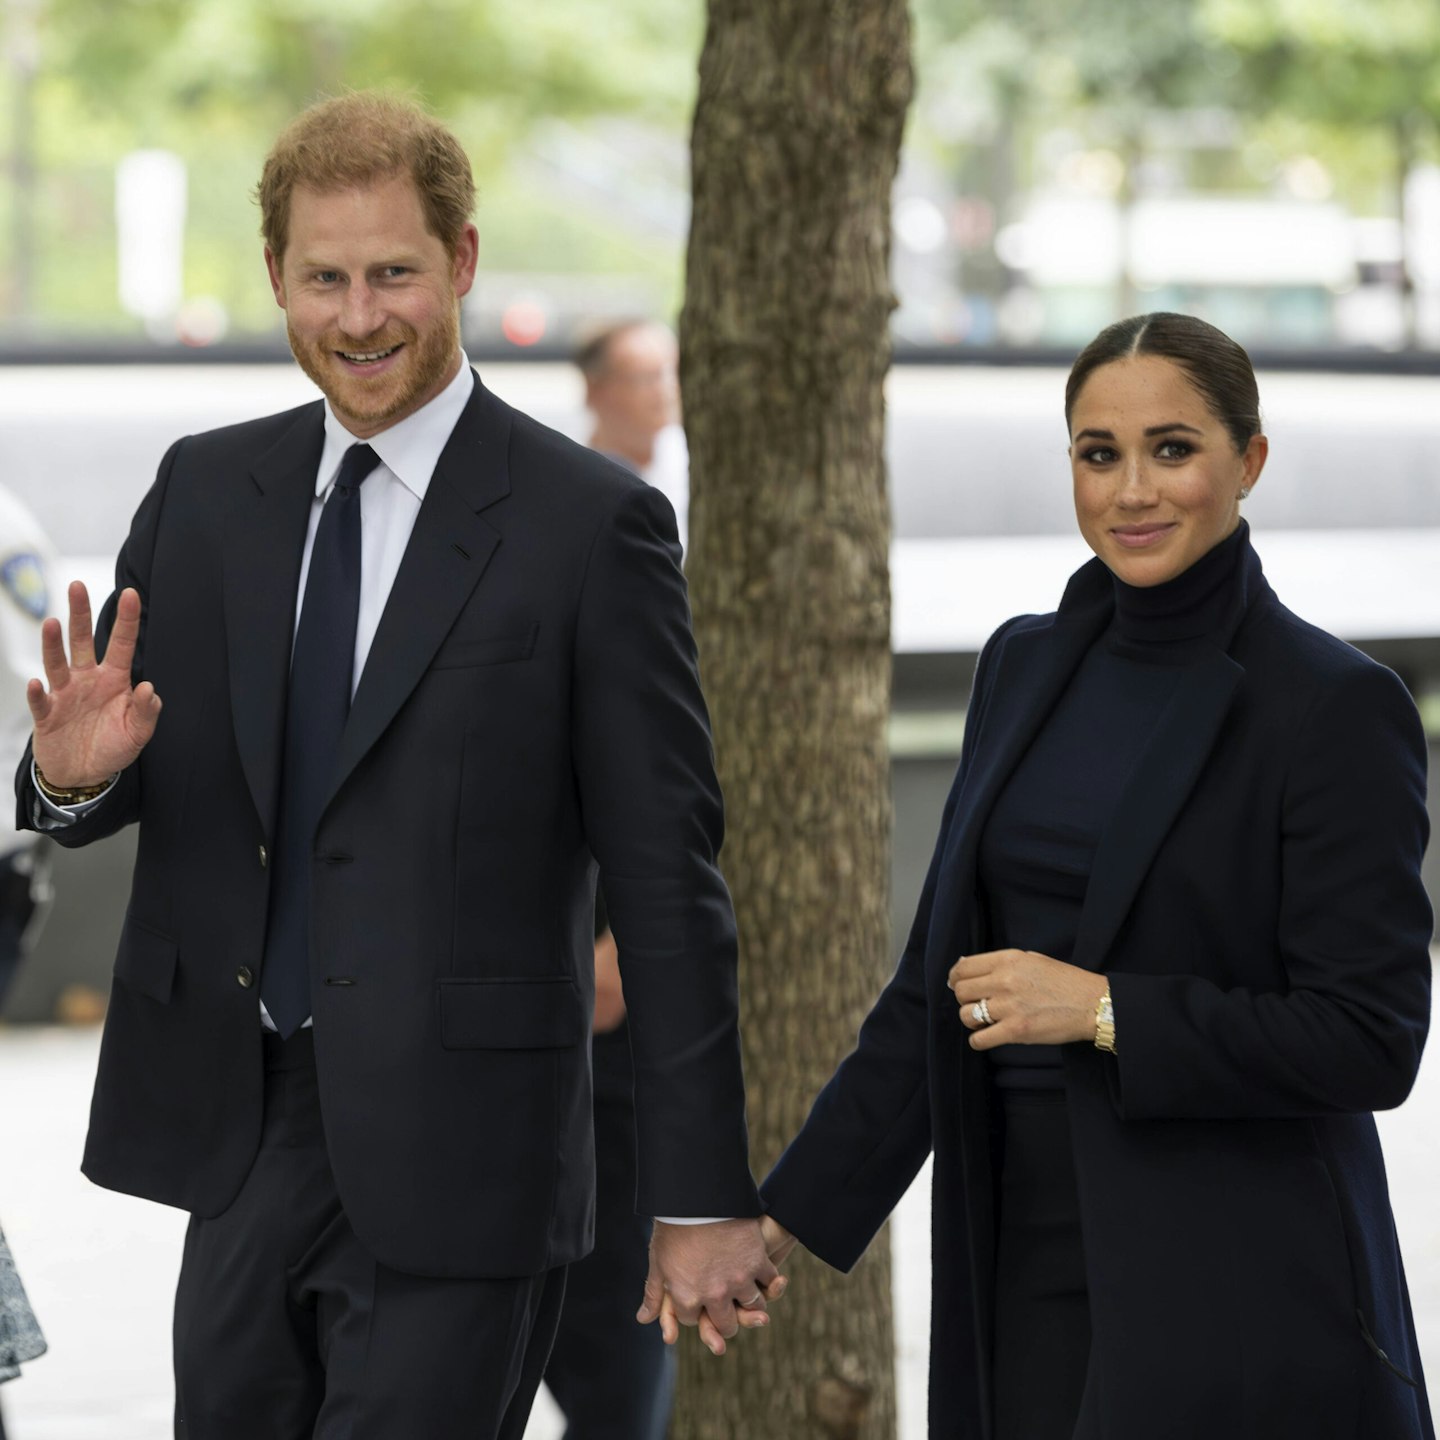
top-left (1157, 440), bottom-right (1192, 459)
top-left (1080, 446), bottom-right (1116, 464)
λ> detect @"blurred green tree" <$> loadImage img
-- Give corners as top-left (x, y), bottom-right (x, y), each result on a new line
top-left (913, 0), bottom-right (1233, 320)
top-left (3, 0), bottom-right (702, 332)
top-left (1200, 0), bottom-right (1440, 345)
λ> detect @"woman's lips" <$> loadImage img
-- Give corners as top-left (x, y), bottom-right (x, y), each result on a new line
top-left (1111, 523), bottom-right (1178, 549)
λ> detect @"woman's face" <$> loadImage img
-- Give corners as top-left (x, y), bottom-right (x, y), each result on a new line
top-left (1069, 355), bottom-right (1267, 588)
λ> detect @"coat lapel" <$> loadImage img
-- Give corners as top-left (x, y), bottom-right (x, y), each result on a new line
top-left (224, 404), bottom-right (326, 839)
top-left (1070, 647), bottom-right (1243, 974)
top-left (926, 565), bottom-right (1113, 970)
top-left (1072, 536), bottom-right (1270, 973)
top-left (325, 378), bottom-right (511, 810)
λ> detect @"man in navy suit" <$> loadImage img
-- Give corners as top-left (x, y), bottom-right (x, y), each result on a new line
top-left (17, 92), bottom-right (775, 1440)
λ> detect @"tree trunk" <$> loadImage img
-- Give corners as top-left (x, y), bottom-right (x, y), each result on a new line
top-left (675, 4), bottom-right (913, 1439)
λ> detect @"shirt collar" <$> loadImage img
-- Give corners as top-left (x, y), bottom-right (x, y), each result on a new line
top-left (316, 353), bottom-right (476, 500)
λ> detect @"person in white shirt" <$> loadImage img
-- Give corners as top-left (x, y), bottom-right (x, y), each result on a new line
top-left (0, 483), bottom-right (56, 1015)
top-left (575, 321), bottom-right (689, 552)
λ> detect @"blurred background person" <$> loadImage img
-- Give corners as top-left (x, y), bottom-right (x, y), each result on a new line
top-left (0, 482), bottom-right (55, 1440)
top-left (543, 887), bottom-right (676, 1440)
top-left (575, 321), bottom-right (688, 551)
top-left (542, 323), bottom-right (688, 1439)
top-left (0, 1219), bottom-right (48, 1440)
top-left (0, 484), bottom-right (57, 1017)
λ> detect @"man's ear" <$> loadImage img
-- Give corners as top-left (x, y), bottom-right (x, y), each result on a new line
top-left (264, 247), bottom-right (287, 309)
top-left (451, 223), bottom-right (479, 301)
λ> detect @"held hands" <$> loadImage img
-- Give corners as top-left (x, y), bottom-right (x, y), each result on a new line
top-left (28, 583), bottom-right (161, 787)
top-left (949, 948), bottom-right (1107, 1050)
top-left (639, 1217), bottom-right (789, 1357)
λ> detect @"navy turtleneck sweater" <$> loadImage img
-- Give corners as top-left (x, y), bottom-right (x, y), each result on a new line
top-left (977, 524), bottom-right (1249, 1089)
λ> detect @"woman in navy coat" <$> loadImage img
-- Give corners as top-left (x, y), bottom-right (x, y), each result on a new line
top-left (759, 314), bottom-right (1433, 1439)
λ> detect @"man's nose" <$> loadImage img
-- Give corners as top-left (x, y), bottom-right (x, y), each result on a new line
top-left (338, 283), bottom-right (384, 340)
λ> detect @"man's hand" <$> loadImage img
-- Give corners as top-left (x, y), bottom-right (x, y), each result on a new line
top-left (28, 583), bottom-right (161, 788)
top-left (638, 1218), bottom-right (784, 1356)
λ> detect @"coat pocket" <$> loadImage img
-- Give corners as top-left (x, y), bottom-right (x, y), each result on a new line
top-left (1357, 1308), bottom-right (1421, 1388)
top-left (429, 625), bottom-right (538, 671)
top-left (438, 975), bottom-right (586, 1050)
top-left (112, 919), bottom-right (178, 1004)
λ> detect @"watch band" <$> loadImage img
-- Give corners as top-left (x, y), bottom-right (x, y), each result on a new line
top-left (1094, 987), bottom-right (1117, 1054)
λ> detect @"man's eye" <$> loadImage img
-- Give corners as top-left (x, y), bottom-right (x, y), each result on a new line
top-left (314, 271), bottom-right (340, 284)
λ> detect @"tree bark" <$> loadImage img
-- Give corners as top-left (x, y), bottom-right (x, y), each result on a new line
top-left (675, 4), bottom-right (913, 1438)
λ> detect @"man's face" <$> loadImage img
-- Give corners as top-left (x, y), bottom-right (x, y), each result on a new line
top-left (587, 325), bottom-right (679, 444)
top-left (266, 174), bottom-right (478, 438)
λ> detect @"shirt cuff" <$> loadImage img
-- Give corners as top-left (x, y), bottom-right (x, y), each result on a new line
top-left (654, 1217), bottom-right (734, 1226)
top-left (30, 760), bottom-right (119, 827)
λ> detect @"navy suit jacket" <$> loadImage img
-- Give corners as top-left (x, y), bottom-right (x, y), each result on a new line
top-left (17, 375), bottom-right (761, 1277)
top-left (763, 536), bottom-right (1433, 1440)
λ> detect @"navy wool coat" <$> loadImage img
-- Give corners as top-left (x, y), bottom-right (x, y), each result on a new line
top-left (762, 536), bottom-right (1433, 1440)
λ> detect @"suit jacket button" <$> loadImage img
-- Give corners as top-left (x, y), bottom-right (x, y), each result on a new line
top-left (258, 844), bottom-right (268, 868)
top-left (237, 966), bottom-right (255, 988)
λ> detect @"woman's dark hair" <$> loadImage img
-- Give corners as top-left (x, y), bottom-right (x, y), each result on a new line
top-left (1064, 312), bottom-right (1262, 454)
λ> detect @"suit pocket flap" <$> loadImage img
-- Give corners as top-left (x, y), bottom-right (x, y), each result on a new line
top-left (439, 976), bottom-right (585, 1050)
top-left (113, 920), bottom-right (177, 1004)
top-left (430, 625), bottom-right (538, 671)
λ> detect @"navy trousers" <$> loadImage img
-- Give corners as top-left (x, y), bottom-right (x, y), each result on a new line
top-left (173, 1029), bottom-right (566, 1440)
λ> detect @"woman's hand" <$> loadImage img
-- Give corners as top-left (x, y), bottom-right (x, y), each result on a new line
top-left (948, 949), bottom-right (1107, 1050)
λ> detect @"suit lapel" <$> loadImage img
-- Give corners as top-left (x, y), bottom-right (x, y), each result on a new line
top-left (325, 378), bottom-right (511, 810)
top-left (224, 404), bottom-right (326, 839)
top-left (1071, 644), bottom-right (1243, 974)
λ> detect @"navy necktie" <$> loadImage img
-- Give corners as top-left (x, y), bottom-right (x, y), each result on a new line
top-left (261, 442), bottom-right (379, 1037)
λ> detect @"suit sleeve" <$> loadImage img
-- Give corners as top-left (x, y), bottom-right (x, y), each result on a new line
top-left (1111, 661), bottom-right (1433, 1120)
top-left (759, 619), bottom-right (1020, 1272)
top-left (570, 481), bottom-right (760, 1218)
top-left (13, 438), bottom-right (184, 847)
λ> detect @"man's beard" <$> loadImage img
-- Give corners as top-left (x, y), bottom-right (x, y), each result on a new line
top-left (288, 301), bottom-right (461, 432)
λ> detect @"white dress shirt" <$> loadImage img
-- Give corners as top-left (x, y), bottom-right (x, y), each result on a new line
top-left (304, 357), bottom-right (474, 691)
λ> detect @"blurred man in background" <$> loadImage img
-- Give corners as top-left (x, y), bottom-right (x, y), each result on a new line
top-left (575, 321), bottom-right (688, 550)
top-left (540, 324), bottom-right (691, 1440)
top-left (0, 482), bottom-right (57, 1440)
top-left (0, 484), bottom-right (56, 1016)
top-left (543, 888), bottom-right (675, 1440)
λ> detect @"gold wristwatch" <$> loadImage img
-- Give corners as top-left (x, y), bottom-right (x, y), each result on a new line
top-left (1094, 987), bottom-right (1117, 1054)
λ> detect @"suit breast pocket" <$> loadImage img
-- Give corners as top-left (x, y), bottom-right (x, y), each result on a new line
top-left (429, 624), bottom-right (538, 671)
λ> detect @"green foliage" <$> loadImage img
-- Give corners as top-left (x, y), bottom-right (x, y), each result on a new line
top-left (1201, 0), bottom-right (1440, 128)
top-left (2, 0), bottom-right (704, 332)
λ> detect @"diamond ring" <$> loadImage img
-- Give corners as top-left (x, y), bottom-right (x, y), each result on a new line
top-left (972, 998), bottom-right (994, 1026)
